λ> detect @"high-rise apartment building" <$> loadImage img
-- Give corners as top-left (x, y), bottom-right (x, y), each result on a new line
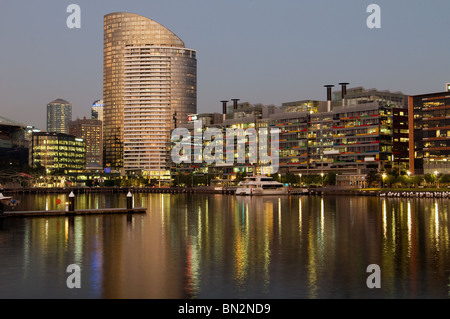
top-left (103, 12), bottom-right (197, 176)
top-left (68, 117), bottom-right (103, 169)
top-left (47, 98), bottom-right (72, 134)
top-left (331, 86), bottom-right (409, 173)
top-left (409, 91), bottom-right (450, 175)
top-left (172, 86), bottom-right (410, 184)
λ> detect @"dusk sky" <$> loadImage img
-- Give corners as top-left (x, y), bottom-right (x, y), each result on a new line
top-left (1, 0), bottom-right (449, 130)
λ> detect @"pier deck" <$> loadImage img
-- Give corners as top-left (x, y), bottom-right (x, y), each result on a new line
top-left (1, 207), bottom-right (147, 218)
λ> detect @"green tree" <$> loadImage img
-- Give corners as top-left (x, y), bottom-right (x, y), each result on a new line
top-left (31, 164), bottom-right (46, 178)
top-left (104, 179), bottom-right (115, 187)
top-left (235, 172), bottom-right (244, 183)
top-left (424, 174), bottom-right (436, 187)
top-left (398, 175), bottom-right (411, 188)
top-left (113, 178), bottom-right (122, 186)
top-left (385, 174), bottom-right (398, 188)
top-left (366, 170), bottom-right (380, 188)
top-left (324, 172), bottom-right (337, 186)
top-left (149, 178), bottom-right (159, 187)
top-left (410, 175), bottom-right (423, 188)
top-left (172, 173), bottom-right (181, 187)
top-left (285, 172), bottom-right (298, 185)
top-left (302, 175), bottom-right (322, 186)
top-left (438, 174), bottom-right (450, 185)
top-left (270, 173), bottom-right (281, 182)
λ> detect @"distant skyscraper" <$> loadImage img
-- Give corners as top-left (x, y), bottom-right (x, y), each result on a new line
top-left (47, 98), bottom-right (72, 134)
top-left (103, 12), bottom-right (197, 173)
top-left (91, 99), bottom-right (104, 121)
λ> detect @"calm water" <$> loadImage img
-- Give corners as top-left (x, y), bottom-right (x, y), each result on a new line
top-left (0, 193), bottom-right (449, 299)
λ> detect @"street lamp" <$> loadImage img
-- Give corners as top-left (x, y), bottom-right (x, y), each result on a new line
top-left (298, 173), bottom-right (302, 187)
top-left (382, 173), bottom-right (387, 189)
top-left (321, 172), bottom-right (324, 186)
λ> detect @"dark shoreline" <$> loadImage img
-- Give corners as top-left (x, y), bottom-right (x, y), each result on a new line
top-left (2, 186), bottom-right (449, 197)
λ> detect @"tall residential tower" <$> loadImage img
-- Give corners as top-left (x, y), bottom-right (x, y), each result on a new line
top-left (103, 12), bottom-right (197, 176)
top-left (47, 98), bottom-right (72, 134)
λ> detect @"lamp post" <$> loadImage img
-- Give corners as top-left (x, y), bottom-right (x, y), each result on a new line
top-left (321, 172), bottom-right (324, 187)
top-left (298, 173), bottom-right (302, 187)
top-left (382, 173), bottom-right (387, 189)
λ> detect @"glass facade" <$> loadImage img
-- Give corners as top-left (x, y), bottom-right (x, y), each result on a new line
top-left (269, 112), bottom-right (309, 169)
top-left (392, 108), bottom-right (409, 172)
top-left (172, 93), bottom-right (409, 179)
top-left (410, 92), bottom-right (450, 174)
top-left (91, 99), bottom-right (104, 121)
top-left (281, 100), bottom-right (324, 114)
top-left (31, 132), bottom-right (85, 171)
top-left (103, 12), bottom-right (197, 171)
top-left (46, 99), bottom-right (72, 134)
top-left (68, 118), bottom-right (103, 169)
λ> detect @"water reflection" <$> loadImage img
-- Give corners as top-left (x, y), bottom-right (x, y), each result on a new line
top-left (0, 194), bottom-right (449, 299)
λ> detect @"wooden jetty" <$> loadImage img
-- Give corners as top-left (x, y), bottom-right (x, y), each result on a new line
top-left (1, 207), bottom-right (146, 218)
top-left (0, 191), bottom-right (146, 218)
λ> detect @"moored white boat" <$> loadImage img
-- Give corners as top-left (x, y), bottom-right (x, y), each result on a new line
top-left (235, 175), bottom-right (289, 195)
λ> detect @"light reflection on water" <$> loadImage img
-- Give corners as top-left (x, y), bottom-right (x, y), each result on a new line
top-left (0, 193), bottom-right (449, 299)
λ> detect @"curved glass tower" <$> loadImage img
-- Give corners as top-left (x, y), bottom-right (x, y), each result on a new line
top-left (103, 12), bottom-right (197, 172)
top-left (46, 98), bottom-right (72, 134)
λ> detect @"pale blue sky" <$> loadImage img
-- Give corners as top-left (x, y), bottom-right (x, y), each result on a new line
top-left (1, 0), bottom-right (449, 129)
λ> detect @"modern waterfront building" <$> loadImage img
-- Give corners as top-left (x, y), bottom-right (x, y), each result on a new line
top-left (392, 107), bottom-right (410, 173)
top-left (409, 91), bottom-right (450, 175)
top-left (333, 86), bottom-right (408, 109)
top-left (68, 117), bottom-right (103, 169)
top-left (30, 132), bottom-right (85, 171)
top-left (46, 98), bottom-right (72, 134)
top-left (103, 12), bottom-right (197, 179)
top-left (171, 102), bottom-right (270, 180)
top-left (331, 85), bottom-right (409, 174)
top-left (275, 86), bottom-right (408, 177)
top-left (171, 85), bottom-right (410, 185)
top-left (281, 100), bottom-right (328, 114)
